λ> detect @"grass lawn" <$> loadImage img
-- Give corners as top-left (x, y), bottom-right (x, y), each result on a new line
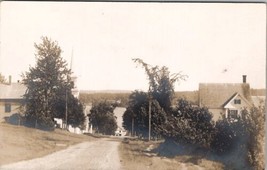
top-left (119, 139), bottom-right (224, 170)
top-left (0, 122), bottom-right (95, 165)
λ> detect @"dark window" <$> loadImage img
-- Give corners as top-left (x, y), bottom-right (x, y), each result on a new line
top-left (228, 110), bottom-right (238, 119)
top-left (5, 104), bottom-right (11, 113)
top-left (234, 99), bottom-right (241, 104)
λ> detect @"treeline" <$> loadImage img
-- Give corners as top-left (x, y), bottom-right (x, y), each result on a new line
top-left (79, 93), bottom-right (130, 107)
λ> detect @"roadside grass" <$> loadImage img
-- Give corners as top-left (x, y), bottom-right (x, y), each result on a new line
top-left (0, 122), bottom-right (95, 165)
top-left (119, 139), bottom-right (224, 170)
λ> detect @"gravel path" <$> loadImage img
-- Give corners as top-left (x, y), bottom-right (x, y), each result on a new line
top-left (0, 138), bottom-right (121, 170)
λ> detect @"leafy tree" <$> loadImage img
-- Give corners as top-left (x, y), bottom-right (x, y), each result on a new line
top-left (132, 58), bottom-right (187, 112)
top-left (123, 90), bottom-right (167, 137)
top-left (22, 36), bottom-right (84, 130)
top-left (123, 59), bottom-right (186, 138)
top-left (210, 105), bottom-right (265, 169)
top-left (211, 118), bottom-right (247, 154)
top-left (245, 105), bottom-right (265, 170)
top-left (67, 95), bottom-right (85, 129)
top-left (160, 98), bottom-right (215, 147)
top-left (89, 101), bottom-right (118, 135)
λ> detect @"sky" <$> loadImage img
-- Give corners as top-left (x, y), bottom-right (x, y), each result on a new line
top-left (0, 2), bottom-right (266, 91)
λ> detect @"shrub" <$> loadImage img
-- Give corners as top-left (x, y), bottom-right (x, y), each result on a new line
top-left (211, 105), bottom-right (265, 169)
top-left (160, 98), bottom-right (215, 148)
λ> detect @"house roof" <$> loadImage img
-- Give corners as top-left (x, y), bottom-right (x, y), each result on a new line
top-left (223, 93), bottom-right (252, 109)
top-left (175, 91), bottom-right (199, 104)
top-left (0, 83), bottom-right (27, 99)
top-left (199, 83), bottom-right (252, 108)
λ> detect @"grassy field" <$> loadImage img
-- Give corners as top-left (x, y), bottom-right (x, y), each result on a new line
top-left (119, 139), bottom-right (224, 170)
top-left (0, 122), bottom-right (94, 166)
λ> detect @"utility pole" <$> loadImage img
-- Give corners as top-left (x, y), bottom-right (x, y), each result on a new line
top-left (131, 117), bottom-right (134, 137)
top-left (148, 93), bottom-right (152, 141)
top-left (65, 88), bottom-right (68, 130)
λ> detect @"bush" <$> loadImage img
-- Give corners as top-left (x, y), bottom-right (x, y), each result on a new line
top-left (211, 106), bottom-right (265, 169)
top-left (245, 106), bottom-right (265, 169)
top-left (160, 98), bottom-right (215, 148)
top-left (211, 118), bottom-right (249, 155)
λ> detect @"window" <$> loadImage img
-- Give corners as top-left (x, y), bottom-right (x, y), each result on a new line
top-left (234, 99), bottom-right (241, 104)
top-left (5, 104), bottom-right (11, 113)
top-left (228, 110), bottom-right (238, 119)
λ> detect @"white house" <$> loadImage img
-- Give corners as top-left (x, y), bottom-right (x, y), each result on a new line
top-left (198, 75), bottom-right (264, 121)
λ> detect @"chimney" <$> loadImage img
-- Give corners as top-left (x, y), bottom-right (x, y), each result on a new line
top-left (242, 75), bottom-right (247, 83)
top-left (8, 75), bottom-right (11, 85)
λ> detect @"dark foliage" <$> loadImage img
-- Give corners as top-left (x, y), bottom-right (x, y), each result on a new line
top-left (123, 90), bottom-right (167, 138)
top-left (123, 59), bottom-right (186, 139)
top-left (22, 37), bottom-right (84, 130)
top-left (132, 58), bottom-right (187, 112)
top-left (210, 105), bottom-right (265, 169)
top-left (89, 101), bottom-right (118, 135)
top-left (211, 118), bottom-right (249, 155)
top-left (159, 99), bottom-right (215, 147)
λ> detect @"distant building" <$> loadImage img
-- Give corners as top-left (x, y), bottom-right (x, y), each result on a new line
top-left (114, 107), bottom-right (127, 136)
top-left (0, 75), bottom-right (88, 134)
top-left (0, 77), bottom-right (26, 121)
top-left (176, 75), bottom-right (265, 121)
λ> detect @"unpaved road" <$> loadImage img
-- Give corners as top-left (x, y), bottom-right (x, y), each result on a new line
top-left (0, 138), bottom-right (121, 170)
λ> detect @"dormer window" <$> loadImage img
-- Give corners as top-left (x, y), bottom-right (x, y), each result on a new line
top-left (234, 99), bottom-right (241, 104)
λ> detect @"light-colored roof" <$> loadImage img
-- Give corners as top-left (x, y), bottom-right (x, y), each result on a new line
top-left (0, 83), bottom-right (27, 99)
top-left (175, 91), bottom-right (199, 104)
top-left (199, 83), bottom-right (251, 108)
top-left (223, 93), bottom-right (252, 109)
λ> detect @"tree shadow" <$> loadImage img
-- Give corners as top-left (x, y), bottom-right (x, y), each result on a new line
top-left (4, 113), bottom-right (24, 126)
top-left (152, 139), bottom-right (251, 170)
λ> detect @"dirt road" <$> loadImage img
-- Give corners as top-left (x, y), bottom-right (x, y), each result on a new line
top-left (0, 138), bottom-right (121, 170)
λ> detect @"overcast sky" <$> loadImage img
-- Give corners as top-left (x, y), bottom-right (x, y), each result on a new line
top-left (0, 2), bottom-right (265, 91)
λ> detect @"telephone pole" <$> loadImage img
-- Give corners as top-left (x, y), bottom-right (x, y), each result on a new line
top-left (131, 117), bottom-right (134, 137)
top-left (65, 88), bottom-right (68, 129)
top-left (148, 87), bottom-right (152, 141)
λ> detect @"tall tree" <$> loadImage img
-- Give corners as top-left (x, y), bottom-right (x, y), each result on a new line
top-left (123, 90), bottom-right (167, 137)
top-left (132, 58), bottom-right (187, 112)
top-left (22, 37), bottom-right (84, 130)
top-left (123, 59), bottom-right (186, 138)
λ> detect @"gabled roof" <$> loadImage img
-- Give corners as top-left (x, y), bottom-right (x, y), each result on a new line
top-left (199, 83), bottom-right (251, 108)
top-left (223, 93), bottom-right (252, 109)
top-left (0, 83), bottom-right (27, 99)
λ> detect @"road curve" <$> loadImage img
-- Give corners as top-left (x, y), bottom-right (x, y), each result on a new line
top-left (0, 138), bottom-right (122, 170)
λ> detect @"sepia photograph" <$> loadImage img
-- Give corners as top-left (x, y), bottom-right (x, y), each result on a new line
top-left (0, 1), bottom-right (265, 170)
